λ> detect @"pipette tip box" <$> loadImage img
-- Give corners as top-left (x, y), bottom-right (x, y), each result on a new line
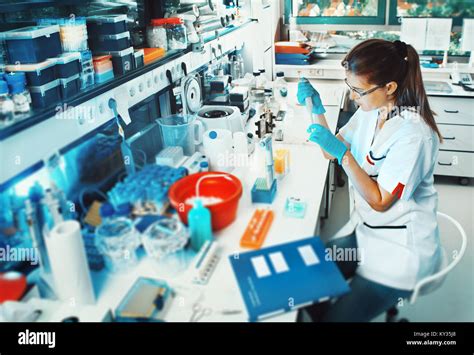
top-left (251, 178), bottom-right (277, 204)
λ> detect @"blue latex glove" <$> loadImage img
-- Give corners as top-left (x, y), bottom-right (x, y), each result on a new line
top-left (297, 78), bottom-right (326, 114)
top-left (307, 124), bottom-right (347, 165)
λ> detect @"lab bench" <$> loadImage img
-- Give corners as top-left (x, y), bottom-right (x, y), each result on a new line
top-left (33, 81), bottom-right (343, 323)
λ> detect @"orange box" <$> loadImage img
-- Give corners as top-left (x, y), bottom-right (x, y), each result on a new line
top-left (143, 47), bottom-right (166, 65)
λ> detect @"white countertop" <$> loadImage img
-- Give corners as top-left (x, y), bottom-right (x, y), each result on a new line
top-left (70, 81), bottom-right (344, 323)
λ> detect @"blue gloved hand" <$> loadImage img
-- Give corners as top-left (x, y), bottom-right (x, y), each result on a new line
top-left (307, 124), bottom-right (347, 165)
top-left (297, 78), bottom-right (326, 114)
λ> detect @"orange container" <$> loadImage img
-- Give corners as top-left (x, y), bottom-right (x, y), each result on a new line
top-left (143, 47), bottom-right (166, 65)
top-left (168, 172), bottom-right (243, 231)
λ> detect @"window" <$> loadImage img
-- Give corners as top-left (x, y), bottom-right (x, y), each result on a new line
top-left (389, 0), bottom-right (474, 25)
top-left (285, 0), bottom-right (387, 24)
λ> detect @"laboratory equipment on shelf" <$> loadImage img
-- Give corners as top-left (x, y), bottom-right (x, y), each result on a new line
top-left (147, 19), bottom-right (168, 50)
top-left (95, 203), bottom-right (140, 272)
top-left (157, 114), bottom-right (204, 155)
top-left (240, 209), bottom-right (274, 249)
top-left (229, 50), bottom-right (245, 80)
top-left (168, 172), bottom-right (243, 231)
top-left (38, 17), bottom-right (89, 52)
top-left (0, 80), bottom-right (14, 126)
top-left (4, 72), bottom-right (31, 115)
top-left (251, 134), bottom-right (277, 204)
top-left (141, 217), bottom-right (189, 271)
top-left (114, 277), bottom-right (173, 322)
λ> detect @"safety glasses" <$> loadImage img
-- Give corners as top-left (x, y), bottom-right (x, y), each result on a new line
top-left (344, 78), bottom-right (384, 99)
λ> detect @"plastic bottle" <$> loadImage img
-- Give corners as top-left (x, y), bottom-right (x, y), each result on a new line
top-left (259, 68), bottom-right (268, 88)
top-left (274, 71), bottom-right (288, 110)
top-left (0, 80), bottom-right (14, 126)
top-left (188, 198), bottom-right (213, 251)
top-left (251, 70), bottom-right (261, 89)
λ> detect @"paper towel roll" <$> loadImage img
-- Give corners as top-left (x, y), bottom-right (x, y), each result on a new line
top-left (45, 221), bottom-right (95, 305)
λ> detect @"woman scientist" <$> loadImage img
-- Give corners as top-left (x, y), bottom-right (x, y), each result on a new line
top-left (297, 39), bottom-right (443, 322)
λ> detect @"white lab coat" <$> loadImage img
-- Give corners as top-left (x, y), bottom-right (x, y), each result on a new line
top-left (339, 108), bottom-right (442, 290)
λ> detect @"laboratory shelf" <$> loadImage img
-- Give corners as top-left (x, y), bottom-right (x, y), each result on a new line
top-left (0, 50), bottom-right (183, 141)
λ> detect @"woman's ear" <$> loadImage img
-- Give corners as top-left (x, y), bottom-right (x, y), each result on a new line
top-left (385, 81), bottom-right (398, 96)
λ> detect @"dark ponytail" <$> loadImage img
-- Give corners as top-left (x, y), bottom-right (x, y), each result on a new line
top-left (342, 39), bottom-right (443, 142)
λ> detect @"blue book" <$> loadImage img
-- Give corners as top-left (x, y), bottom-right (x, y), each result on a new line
top-left (229, 237), bottom-right (350, 321)
top-left (275, 53), bottom-right (311, 61)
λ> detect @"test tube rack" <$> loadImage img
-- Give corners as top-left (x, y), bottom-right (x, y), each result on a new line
top-left (191, 240), bottom-right (220, 285)
top-left (240, 209), bottom-right (274, 249)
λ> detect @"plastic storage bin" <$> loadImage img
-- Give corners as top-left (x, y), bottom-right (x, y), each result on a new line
top-left (89, 31), bottom-right (131, 52)
top-left (29, 79), bottom-right (61, 108)
top-left (5, 59), bottom-right (56, 86)
top-left (143, 48), bottom-right (165, 65)
top-left (134, 49), bottom-right (144, 69)
top-left (59, 74), bottom-right (80, 99)
top-left (55, 52), bottom-right (81, 79)
top-left (3, 25), bottom-right (62, 64)
top-left (39, 17), bottom-right (88, 52)
top-left (100, 47), bottom-right (134, 76)
top-left (87, 15), bottom-right (128, 36)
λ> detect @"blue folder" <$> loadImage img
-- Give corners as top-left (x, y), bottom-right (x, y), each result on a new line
top-left (229, 237), bottom-right (350, 321)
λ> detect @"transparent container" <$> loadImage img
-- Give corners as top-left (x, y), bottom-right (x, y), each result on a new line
top-left (0, 81), bottom-right (14, 126)
top-left (147, 20), bottom-right (168, 50)
top-left (141, 217), bottom-right (189, 273)
top-left (274, 71), bottom-right (288, 110)
top-left (95, 216), bottom-right (140, 272)
top-left (166, 18), bottom-right (188, 50)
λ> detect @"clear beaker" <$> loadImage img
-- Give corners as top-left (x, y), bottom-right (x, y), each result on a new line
top-left (157, 114), bottom-right (204, 155)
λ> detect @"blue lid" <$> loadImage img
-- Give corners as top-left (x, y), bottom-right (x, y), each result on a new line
top-left (209, 131), bottom-right (217, 139)
top-left (99, 203), bottom-right (115, 218)
top-left (0, 80), bottom-right (8, 94)
top-left (4, 72), bottom-right (25, 85)
top-left (200, 161), bottom-right (209, 168)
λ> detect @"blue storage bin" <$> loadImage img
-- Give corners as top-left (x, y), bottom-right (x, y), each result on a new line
top-left (55, 52), bottom-right (82, 79)
top-left (29, 79), bottom-right (61, 109)
top-left (5, 59), bottom-right (56, 86)
top-left (87, 15), bottom-right (127, 36)
top-left (3, 25), bottom-right (62, 64)
top-left (59, 74), bottom-right (80, 99)
top-left (98, 47), bottom-right (134, 76)
top-left (89, 31), bottom-right (131, 52)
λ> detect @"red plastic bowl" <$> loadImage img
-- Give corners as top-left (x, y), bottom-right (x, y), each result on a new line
top-left (0, 272), bottom-right (27, 303)
top-left (168, 172), bottom-right (243, 231)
